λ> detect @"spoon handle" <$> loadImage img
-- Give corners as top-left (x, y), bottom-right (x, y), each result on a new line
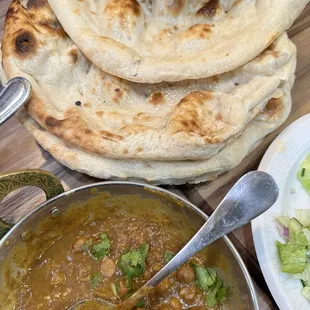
top-left (0, 77), bottom-right (31, 125)
top-left (146, 171), bottom-right (278, 288)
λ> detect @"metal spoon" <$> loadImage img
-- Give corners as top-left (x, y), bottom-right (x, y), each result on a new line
top-left (70, 171), bottom-right (279, 310)
top-left (0, 77), bottom-right (31, 125)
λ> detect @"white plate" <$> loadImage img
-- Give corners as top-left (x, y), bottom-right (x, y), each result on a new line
top-left (252, 113), bottom-right (310, 310)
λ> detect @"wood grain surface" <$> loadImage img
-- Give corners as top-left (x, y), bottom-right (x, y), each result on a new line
top-left (1, 2), bottom-right (310, 309)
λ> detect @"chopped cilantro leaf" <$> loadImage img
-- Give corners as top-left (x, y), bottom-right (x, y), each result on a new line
top-left (193, 264), bottom-right (228, 307)
top-left (135, 298), bottom-right (146, 308)
top-left (216, 285), bottom-right (228, 303)
top-left (90, 272), bottom-right (103, 288)
top-left (90, 233), bottom-right (110, 260)
top-left (193, 265), bottom-right (217, 290)
top-left (118, 243), bottom-right (149, 278)
top-left (206, 277), bottom-right (223, 308)
top-left (164, 251), bottom-right (175, 264)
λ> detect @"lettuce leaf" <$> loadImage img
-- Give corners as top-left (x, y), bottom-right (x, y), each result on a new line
top-left (298, 154), bottom-right (310, 194)
top-left (302, 286), bottom-right (310, 301)
top-left (277, 241), bottom-right (307, 274)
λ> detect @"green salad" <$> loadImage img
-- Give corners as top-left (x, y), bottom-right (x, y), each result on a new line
top-left (277, 154), bottom-right (310, 301)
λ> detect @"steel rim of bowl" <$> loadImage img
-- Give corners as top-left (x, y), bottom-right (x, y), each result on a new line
top-left (0, 180), bottom-right (259, 310)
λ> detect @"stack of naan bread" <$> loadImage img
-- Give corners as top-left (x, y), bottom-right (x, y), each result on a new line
top-left (1, 0), bottom-right (308, 184)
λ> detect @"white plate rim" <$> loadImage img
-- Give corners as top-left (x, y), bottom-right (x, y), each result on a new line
top-left (252, 113), bottom-right (310, 310)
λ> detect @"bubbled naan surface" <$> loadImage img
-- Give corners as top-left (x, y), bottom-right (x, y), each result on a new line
top-left (0, 51), bottom-right (294, 184)
top-left (47, 0), bottom-right (308, 82)
top-left (2, 0), bottom-right (295, 162)
top-left (18, 82), bottom-right (292, 184)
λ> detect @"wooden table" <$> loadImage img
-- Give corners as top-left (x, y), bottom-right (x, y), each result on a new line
top-left (1, 2), bottom-right (310, 309)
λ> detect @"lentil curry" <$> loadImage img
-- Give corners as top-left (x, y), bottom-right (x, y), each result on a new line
top-left (1, 191), bottom-right (233, 310)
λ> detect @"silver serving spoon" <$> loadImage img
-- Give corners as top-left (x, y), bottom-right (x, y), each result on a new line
top-left (0, 77), bottom-right (31, 125)
top-left (70, 171), bottom-right (279, 310)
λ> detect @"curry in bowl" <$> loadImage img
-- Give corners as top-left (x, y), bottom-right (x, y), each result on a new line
top-left (0, 183), bottom-right (256, 310)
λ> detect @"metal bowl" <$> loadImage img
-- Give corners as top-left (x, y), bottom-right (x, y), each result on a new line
top-left (0, 170), bottom-right (259, 309)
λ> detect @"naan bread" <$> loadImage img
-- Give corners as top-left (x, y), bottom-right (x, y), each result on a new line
top-left (46, 0), bottom-right (308, 83)
top-left (17, 81), bottom-right (292, 184)
top-left (2, 0), bottom-right (296, 161)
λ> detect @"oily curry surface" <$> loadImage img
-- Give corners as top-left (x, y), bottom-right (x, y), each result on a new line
top-left (2, 192), bottom-right (234, 310)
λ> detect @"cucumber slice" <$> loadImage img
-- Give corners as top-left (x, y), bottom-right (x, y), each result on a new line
top-left (296, 210), bottom-right (310, 227)
top-left (277, 216), bottom-right (290, 228)
top-left (289, 218), bottom-right (303, 234)
top-left (302, 279), bottom-right (310, 287)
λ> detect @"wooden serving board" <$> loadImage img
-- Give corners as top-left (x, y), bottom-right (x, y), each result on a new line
top-left (1, 2), bottom-right (310, 309)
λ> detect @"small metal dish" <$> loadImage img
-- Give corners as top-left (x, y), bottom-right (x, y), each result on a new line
top-left (0, 170), bottom-right (259, 309)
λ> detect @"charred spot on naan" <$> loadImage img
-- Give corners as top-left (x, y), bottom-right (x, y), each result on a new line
top-left (73, 8), bottom-right (81, 15)
top-left (45, 116), bottom-right (63, 127)
top-left (165, 0), bottom-right (185, 16)
top-left (103, 0), bottom-right (143, 41)
top-left (156, 28), bottom-right (174, 42)
top-left (15, 31), bottom-right (37, 57)
top-left (27, 0), bottom-right (46, 9)
top-left (231, 0), bottom-right (243, 9)
top-left (265, 32), bottom-right (281, 49)
top-left (6, 6), bottom-right (18, 20)
top-left (105, 0), bottom-right (142, 17)
top-left (256, 42), bottom-right (280, 61)
top-left (5, 0), bottom-right (65, 60)
top-left (43, 111), bottom-right (124, 154)
top-left (176, 91), bottom-right (213, 107)
top-left (38, 18), bottom-right (66, 37)
top-left (148, 92), bottom-right (166, 106)
top-left (262, 97), bottom-right (285, 120)
top-left (112, 88), bottom-right (124, 104)
top-left (171, 92), bottom-right (213, 136)
top-left (100, 130), bottom-right (123, 141)
top-left (183, 24), bottom-right (212, 40)
top-left (68, 49), bottom-right (79, 64)
top-left (180, 118), bottom-right (201, 132)
top-left (210, 75), bottom-right (219, 84)
top-left (197, 0), bottom-right (221, 17)
top-left (120, 124), bottom-right (149, 135)
top-left (103, 80), bottom-right (124, 93)
top-left (259, 43), bottom-right (281, 58)
top-left (134, 113), bottom-right (152, 123)
top-left (170, 91), bottom-right (230, 144)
